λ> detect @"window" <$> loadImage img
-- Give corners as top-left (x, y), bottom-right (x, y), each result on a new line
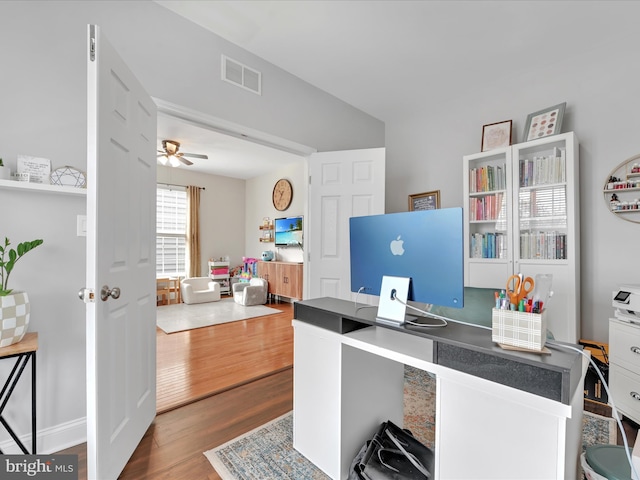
top-left (156, 186), bottom-right (187, 276)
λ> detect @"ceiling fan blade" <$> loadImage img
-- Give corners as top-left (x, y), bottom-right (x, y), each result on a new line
top-left (178, 156), bottom-right (193, 166)
top-left (180, 152), bottom-right (209, 160)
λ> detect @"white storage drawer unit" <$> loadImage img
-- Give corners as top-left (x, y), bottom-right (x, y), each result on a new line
top-left (609, 318), bottom-right (640, 424)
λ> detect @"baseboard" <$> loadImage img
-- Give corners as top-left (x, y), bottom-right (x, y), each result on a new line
top-left (0, 417), bottom-right (86, 454)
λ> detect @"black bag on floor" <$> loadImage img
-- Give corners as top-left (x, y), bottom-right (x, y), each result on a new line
top-left (353, 420), bottom-right (434, 480)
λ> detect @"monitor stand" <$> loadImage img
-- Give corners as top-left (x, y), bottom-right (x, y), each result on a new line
top-left (376, 276), bottom-right (416, 326)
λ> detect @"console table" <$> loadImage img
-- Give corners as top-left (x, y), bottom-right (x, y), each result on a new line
top-left (292, 298), bottom-right (586, 480)
top-left (0, 332), bottom-right (37, 454)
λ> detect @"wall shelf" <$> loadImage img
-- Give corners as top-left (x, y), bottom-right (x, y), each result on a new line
top-left (0, 179), bottom-right (87, 197)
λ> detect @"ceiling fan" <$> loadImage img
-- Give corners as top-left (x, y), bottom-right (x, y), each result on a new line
top-left (157, 139), bottom-right (209, 167)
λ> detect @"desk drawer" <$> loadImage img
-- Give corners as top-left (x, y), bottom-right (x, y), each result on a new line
top-left (610, 319), bottom-right (640, 372)
top-left (610, 365), bottom-right (640, 424)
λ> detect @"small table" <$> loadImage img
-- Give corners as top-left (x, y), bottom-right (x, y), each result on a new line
top-left (0, 332), bottom-right (37, 454)
top-left (157, 277), bottom-right (181, 305)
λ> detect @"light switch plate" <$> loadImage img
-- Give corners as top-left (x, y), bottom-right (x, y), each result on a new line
top-left (77, 215), bottom-right (87, 237)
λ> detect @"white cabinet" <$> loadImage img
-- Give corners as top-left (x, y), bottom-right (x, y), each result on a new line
top-left (609, 318), bottom-right (640, 425)
top-left (463, 132), bottom-right (580, 342)
top-left (208, 261), bottom-right (230, 295)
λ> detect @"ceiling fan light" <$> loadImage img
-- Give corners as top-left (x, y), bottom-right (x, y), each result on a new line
top-left (158, 155), bottom-right (169, 165)
top-left (169, 156), bottom-right (181, 168)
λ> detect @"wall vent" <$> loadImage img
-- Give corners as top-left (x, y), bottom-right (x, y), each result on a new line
top-left (222, 55), bottom-right (262, 95)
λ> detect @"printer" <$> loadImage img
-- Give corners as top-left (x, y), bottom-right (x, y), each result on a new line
top-left (612, 284), bottom-right (640, 323)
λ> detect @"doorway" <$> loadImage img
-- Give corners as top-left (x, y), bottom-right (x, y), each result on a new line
top-left (153, 100), bottom-right (312, 411)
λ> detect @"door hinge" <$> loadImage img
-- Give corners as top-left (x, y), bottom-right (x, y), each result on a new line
top-left (308, 175), bottom-right (312, 185)
top-left (89, 25), bottom-right (96, 62)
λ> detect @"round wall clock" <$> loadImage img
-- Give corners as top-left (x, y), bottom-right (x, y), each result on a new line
top-left (272, 178), bottom-right (293, 211)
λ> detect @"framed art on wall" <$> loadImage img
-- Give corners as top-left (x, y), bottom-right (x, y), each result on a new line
top-left (523, 102), bottom-right (566, 142)
top-left (481, 120), bottom-right (512, 152)
top-left (409, 190), bottom-right (440, 211)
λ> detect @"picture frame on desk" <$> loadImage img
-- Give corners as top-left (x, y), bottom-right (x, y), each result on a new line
top-left (523, 102), bottom-right (566, 142)
top-left (481, 120), bottom-right (512, 152)
top-left (408, 190), bottom-right (440, 211)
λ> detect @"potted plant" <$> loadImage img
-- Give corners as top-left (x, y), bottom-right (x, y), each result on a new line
top-left (0, 158), bottom-right (9, 180)
top-left (0, 237), bottom-right (44, 347)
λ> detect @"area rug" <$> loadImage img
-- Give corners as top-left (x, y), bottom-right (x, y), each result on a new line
top-left (204, 366), bottom-right (618, 479)
top-left (156, 298), bottom-right (282, 334)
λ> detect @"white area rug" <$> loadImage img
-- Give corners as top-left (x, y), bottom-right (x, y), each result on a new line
top-left (156, 298), bottom-right (282, 334)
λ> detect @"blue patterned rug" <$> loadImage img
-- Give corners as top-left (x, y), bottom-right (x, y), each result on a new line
top-left (204, 367), bottom-right (617, 479)
top-left (204, 412), bottom-right (329, 479)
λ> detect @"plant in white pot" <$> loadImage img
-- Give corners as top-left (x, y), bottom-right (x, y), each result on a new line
top-left (0, 237), bottom-right (43, 347)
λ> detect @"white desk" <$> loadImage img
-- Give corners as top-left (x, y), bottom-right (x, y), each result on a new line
top-left (292, 297), bottom-right (587, 480)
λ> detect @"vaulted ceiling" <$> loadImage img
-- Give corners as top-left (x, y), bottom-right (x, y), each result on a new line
top-left (154, 0), bottom-right (636, 177)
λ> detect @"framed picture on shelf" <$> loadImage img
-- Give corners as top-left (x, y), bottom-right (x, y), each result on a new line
top-left (408, 190), bottom-right (440, 211)
top-left (523, 102), bottom-right (566, 142)
top-left (481, 120), bottom-right (512, 152)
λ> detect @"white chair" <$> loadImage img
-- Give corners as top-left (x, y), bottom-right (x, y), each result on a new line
top-left (181, 277), bottom-right (221, 304)
top-left (232, 277), bottom-right (268, 306)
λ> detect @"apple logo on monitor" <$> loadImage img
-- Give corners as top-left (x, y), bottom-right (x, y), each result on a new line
top-left (390, 235), bottom-right (405, 255)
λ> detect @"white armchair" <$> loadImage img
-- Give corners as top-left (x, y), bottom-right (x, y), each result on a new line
top-left (181, 277), bottom-right (221, 304)
top-left (232, 277), bottom-right (268, 306)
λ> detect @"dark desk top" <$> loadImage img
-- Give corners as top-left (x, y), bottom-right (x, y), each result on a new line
top-left (294, 297), bottom-right (583, 405)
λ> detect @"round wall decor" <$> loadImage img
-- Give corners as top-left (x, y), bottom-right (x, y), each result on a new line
top-left (272, 178), bottom-right (293, 211)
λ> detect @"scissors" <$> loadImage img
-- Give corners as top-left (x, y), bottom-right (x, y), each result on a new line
top-left (506, 274), bottom-right (534, 306)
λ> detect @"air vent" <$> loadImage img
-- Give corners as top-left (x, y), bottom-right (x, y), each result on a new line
top-left (222, 55), bottom-right (261, 95)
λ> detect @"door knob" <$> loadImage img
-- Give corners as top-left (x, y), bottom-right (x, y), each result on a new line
top-left (100, 285), bottom-right (121, 301)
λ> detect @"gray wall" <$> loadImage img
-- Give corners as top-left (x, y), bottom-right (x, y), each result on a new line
top-left (0, 0), bottom-right (383, 452)
top-left (385, 22), bottom-right (640, 341)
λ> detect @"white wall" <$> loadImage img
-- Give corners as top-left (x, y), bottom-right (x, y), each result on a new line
top-left (245, 161), bottom-right (307, 265)
top-left (0, 0), bottom-right (383, 452)
top-left (385, 25), bottom-right (640, 341)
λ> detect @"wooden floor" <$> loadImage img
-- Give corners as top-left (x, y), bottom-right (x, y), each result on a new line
top-left (58, 299), bottom-right (294, 479)
top-left (156, 300), bottom-right (293, 413)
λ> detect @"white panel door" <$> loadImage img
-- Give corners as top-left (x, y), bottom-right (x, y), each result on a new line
top-left (86, 25), bottom-right (157, 480)
top-left (308, 148), bottom-right (385, 300)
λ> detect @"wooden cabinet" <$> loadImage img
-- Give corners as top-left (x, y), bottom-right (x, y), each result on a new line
top-left (257, 261), bottom-right (303, 300)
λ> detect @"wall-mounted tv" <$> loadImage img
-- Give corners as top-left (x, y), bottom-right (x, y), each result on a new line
top-left (275, 216), bottom-right (303, 247)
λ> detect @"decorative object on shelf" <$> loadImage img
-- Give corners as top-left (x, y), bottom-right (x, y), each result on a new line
top-left (523, 102), bottom-right (566, 142)
top-left (481, 120), bottom-right (512, 152)
top-left (272, 178), bottom-right (293, 211)
top-left (13, 172), bottom-right (29, 182)
top-left (603, 153), bottom-right (640, 223)
top-left (50, 166), bottom-right (87, 188)
top-left (0, 237), bottom-right (44, 347)
top-left (408, 190), bottom-right (440, 211)
top-left (261, 250), bottom-right (274, 261)
top-left (17, 155), bottom-right (51, 184)
top-left (0, 158), bottom-right (9, 180)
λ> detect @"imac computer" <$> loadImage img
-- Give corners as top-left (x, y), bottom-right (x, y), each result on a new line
top-left (349, 207), bottom-right (464, 325)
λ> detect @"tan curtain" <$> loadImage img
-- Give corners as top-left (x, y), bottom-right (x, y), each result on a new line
top-left (187, 186), bottom-right (201, 277)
